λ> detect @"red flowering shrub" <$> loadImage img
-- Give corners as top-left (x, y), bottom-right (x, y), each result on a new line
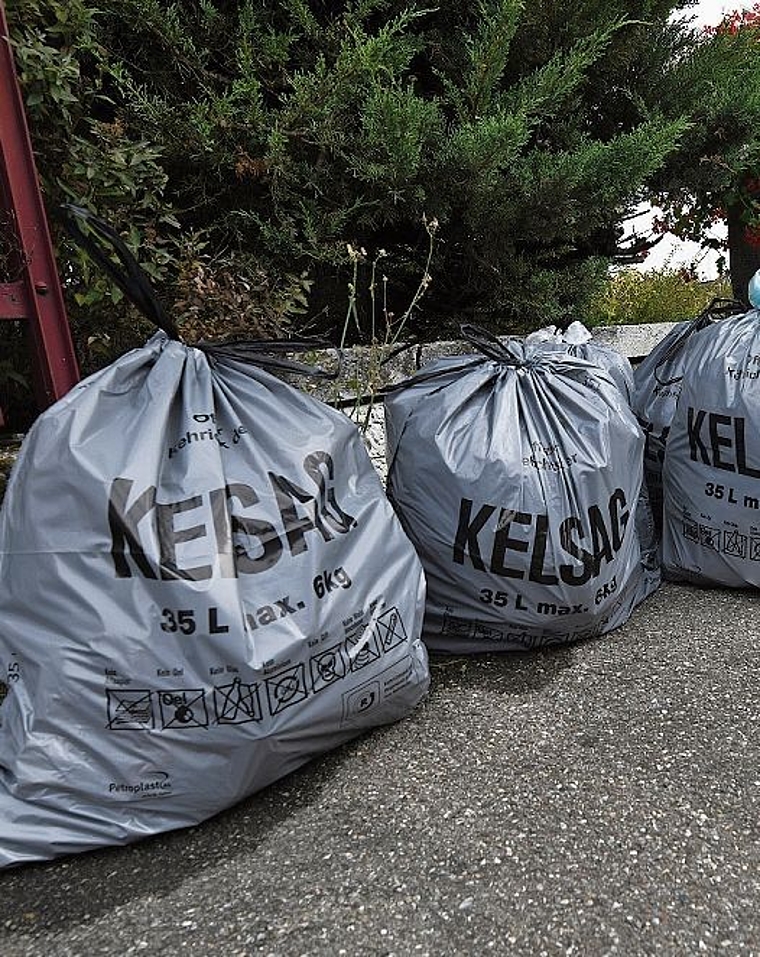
top-left (714, 3), bottom-right (760, 35)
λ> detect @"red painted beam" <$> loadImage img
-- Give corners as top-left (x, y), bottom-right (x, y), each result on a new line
top-left (0, 1), bottom-right (79, 407)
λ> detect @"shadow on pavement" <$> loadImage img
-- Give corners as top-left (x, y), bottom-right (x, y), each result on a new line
top-left (0, 644), bottom-right (576, 933)
top-left (427, 643), bottom-right (577, 696)
top-left (0, 733), bottom-right (365, 934)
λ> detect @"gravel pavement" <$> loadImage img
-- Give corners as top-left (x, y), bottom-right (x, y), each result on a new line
top-left (2, 581), bottom-right (759, 956)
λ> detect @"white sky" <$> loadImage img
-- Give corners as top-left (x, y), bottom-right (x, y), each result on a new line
top-left (625, 0), bottom-right (755, 278)
top-left (688, 0), bottom-right (752, 24)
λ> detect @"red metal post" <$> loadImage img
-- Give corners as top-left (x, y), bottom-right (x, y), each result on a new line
top-left (0, 0), bottom-right (79, 410)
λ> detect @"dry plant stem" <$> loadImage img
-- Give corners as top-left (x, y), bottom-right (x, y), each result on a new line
top-left (340, 253), bottom-right (362, 352)
top-left (337, 218), bottom-right (438, 433)
top-left (389, 215), bottom-right (438, 348)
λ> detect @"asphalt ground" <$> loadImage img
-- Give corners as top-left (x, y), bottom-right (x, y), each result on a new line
top-left (1, 581), bottom-right (759, 956)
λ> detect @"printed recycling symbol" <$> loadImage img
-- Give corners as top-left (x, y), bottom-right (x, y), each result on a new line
top-left (699, 525), bottom-right (720, 552)
top-left (265, 664), bottom-right (308, 716)
top-left (346, 630), bottom-right (382, 672)
top-left (472, 621), bottom-right (503, 642)
top-left (343, 679), bottom-right (381, 720)
top-left (373, 606), bottom-right (408, 653)
top-left (107, 689), bottom-right (154, 731)
top-left (214, 678), bottom-right (262, 725)
top-left (722, 529), bottom-right (747, 560)
top-left (159, 689), bottom-right (209, 730)
top-left (310, 644), bottom-right (347, 693)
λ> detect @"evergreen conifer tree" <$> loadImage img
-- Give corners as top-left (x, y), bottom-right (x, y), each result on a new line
top-left (6, 0), bottom-right (760, 349)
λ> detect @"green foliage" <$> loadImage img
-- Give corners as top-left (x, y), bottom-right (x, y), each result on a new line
top-left (5, 0), bottom-right (177, 371)
top-left (650, 4), bottom-right (760, 243)
top-left (3, 0), bottom-right (760, 403)
top-left (586, 267), bottom-right (732, 327)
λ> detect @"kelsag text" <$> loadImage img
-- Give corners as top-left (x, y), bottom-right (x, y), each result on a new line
top-left (109, 451), bottom-right (356, 580)
top-left (687, 408), bottom-right (760, 477)
top-left (453, 489), bottom-right (630, 587)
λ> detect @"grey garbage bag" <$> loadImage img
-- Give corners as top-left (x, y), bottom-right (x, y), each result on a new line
top-left (632, 299), bottom-right (743, 534)
top-left (526, 320), bottom-right (635, 401)
top-left (0, 212), bottom-right (429, 868)
top-left (662, 307), bottom-right (760, 587)
top-left (384, 326), bottom-right (660, 654)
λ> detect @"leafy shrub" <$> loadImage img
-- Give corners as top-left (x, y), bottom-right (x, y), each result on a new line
top-left (3, 1), bottom-right (760, 433)
top-left (586, 267), bottom-right (732, 327)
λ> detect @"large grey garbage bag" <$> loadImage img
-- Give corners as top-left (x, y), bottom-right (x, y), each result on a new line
top-left (384, 326), bottom-right (660, 654)
top-left (526, 320), bottom-right (634, 401)
top-left (632, 299), bottom-right (743, 534)
top-left (662, 307), bottom-right (760, 587)
top-left (0, 214), bottom-right (428, 868)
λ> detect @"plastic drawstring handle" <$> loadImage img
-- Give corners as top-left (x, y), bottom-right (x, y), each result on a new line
top-left (653, 297), bottom-right (744, 386)
top-left (380, 323), bottom-right (521, 398)
top-left (459, 323), bottom-right (525, 365)
top-left (62, 205), bottom-right (339, 379)
top-left (61, 204), bottom-right (180, 340)
top-left (197, 338), bottom-right (340, 380)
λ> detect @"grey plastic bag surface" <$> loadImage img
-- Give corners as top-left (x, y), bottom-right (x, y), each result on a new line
top-left (384, 328), bottom-right (659, 653)
top-left (526, 321), bottom-right (635, 401)
top-left (631, 308), bottom-right (739, 534)
top-left (662, 308), bottom-right (760, 587)
top-left (0, 335), bottom-right (429, 867)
